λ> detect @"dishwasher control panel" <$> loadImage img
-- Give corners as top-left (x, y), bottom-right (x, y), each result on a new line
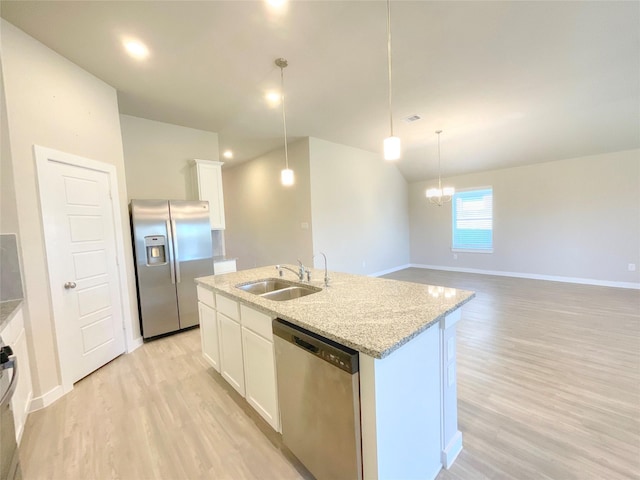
top-left (273, 318), bottom-right (359, 374)
top-left (321, 350), bottom-right (353, 371)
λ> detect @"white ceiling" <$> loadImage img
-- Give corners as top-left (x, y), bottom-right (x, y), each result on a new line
top-left (1, 1), bottom-right (638, 182)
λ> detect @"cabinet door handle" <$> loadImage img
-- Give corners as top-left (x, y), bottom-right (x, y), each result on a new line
top-left (64, 282), bottom-right (77, 289)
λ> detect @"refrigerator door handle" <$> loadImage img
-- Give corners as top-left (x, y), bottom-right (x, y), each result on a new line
top-left (171, 219), bottom-right (181, 283)
top-left (166, 220), bottom-right (176, 284)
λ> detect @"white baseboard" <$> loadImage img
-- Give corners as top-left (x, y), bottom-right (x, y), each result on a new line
top-left (29, 384), bottom-right (64, 412)
top-left (126, 335), bottom-right (144, 353)
top-left (15, 390), bottom-right (33, 444)
top-left (441, 430), bottom-right (463, 469)
top-left (410, 264), bottom-right (640, 290)
top-left (369, 263), bottom-right (412, 278)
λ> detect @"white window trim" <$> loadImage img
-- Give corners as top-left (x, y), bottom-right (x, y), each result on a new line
top-left (451, 248), bottom-right (494, 254)
top-left (451, 186), bottom-right (494, 253)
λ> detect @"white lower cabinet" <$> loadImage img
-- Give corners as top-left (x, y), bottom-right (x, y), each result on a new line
top-left (0, 306), bottom-right (33, 443)
top-left (197, 286), bottom-right (279, 431)
top-left (218, 312), bottom-right (245, 397)
top-left (198, 302), bottom-right (220, 372)
top-left (242, 326), bottom-right (279, 431)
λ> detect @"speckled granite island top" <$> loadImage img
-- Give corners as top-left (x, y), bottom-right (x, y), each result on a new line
top-left (196, 266), bottom-right (475, 359)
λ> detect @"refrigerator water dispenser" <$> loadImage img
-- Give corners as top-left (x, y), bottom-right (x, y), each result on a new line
top-left (145, 236), bottom-right (167, 265)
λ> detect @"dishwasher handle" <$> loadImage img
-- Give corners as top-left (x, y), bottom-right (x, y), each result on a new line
top-left (273, 318), bottom-right (359, 374)
top-left (294, 336), bottom-right (319, 353)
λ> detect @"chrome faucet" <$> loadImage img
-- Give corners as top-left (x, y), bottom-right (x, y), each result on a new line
top-left (276, 260), bottom-right (305, 281)
top-left (314, 252), bottom-right (330, 287)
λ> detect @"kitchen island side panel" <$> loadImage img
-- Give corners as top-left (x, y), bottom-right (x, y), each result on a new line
top-left (360, 321), bottom-right (443, 480)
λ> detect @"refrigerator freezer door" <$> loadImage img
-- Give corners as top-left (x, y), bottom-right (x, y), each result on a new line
top-left (131, 200), bottom-right (180, 338)
top-left (169, 201), bottom-right (214, 329)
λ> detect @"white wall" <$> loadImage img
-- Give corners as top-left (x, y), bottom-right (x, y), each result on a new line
top-left (223, 138), bottom-right (313, 271)
top-left (0, 59), bottom-right (18, 235)
top-left (120, 114), bottom-right (219, 200)
top-left (0, 20), bottom-right (139, 401)
top-left (409, 149), bottom-right (640, 286)
top-left (309, 137), bottom-right (410, 275)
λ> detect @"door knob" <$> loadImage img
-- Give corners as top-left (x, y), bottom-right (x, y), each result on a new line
top-left (64, 282), bottom-right (77, 289)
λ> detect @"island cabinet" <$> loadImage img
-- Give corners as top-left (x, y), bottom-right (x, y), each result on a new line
top-left (0, 305), bottom-right (33, 443)
top-left (240, 304), bottom-right (279, 431)
top-left (197, 286), bottom-right (280, 431)
top-left (196, 266), bottom-right (475, 479)
top-left (359, 309), bottom-right (463, 480)
top-left (215, 294), bottom-right (245, 397)
top-left (197, 285), bottom-right (220, 371)
top-left (191, 159), bottom-right (225, 229)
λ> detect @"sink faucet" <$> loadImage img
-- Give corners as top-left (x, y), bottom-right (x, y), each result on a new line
top-left (314, 252), bottom-right (330, 287)
top-left (276, 261), bottom-right (305, 281)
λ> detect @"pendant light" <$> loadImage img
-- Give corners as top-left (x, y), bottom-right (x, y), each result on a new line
top-left (276, 57), bottom-right (294, 186)
top-left (383, 0), bottom-right (400, 161)
top-left (426, 130), bottom-right (455, 206)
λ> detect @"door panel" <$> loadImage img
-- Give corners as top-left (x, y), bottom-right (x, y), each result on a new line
top-left (39, 157), bottom-right (126, 384)
top-left (218, 312), bottom-right (245, 397)
top-left (242, 327), bottom-right (279, 430)
top-left (81, 316), bottom-right (114, 352)
top-left (72, 250), bottom-right (107, 279)
top-left (199, 302), bottom-right (220, 372)
top-left (169, 201), bottom-right (213, 329)
top-left (76, 284), bottom-right (110, 317)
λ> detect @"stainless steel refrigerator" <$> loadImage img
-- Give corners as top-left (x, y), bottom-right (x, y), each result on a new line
top-left (130, 200), bottom-right (213, 339)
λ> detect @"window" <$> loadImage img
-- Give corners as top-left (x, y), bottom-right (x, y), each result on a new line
top-left (452, 188), bottom-right (493, 252)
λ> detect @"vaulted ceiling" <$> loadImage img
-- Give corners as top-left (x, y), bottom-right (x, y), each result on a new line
top-left (1, 1), bottom-right (638, 182)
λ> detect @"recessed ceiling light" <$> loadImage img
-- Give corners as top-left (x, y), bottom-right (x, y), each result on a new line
top-left (124, 40), bottom-right (149, 60)
top-left (222, 150), bottom-right (233, 159)
top-left (265, 91), bottom-right (281, 106)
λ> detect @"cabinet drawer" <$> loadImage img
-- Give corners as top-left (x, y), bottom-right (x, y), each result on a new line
top-left (215, 293), bottom-right (239, 321)
top-left (196, 285), bottom-right (215, 309)
top-left (240, 304), bottom-right (273, 341)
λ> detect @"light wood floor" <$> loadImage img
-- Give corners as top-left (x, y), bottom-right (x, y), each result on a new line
top-left (19, 269), bottom-right (640, 479)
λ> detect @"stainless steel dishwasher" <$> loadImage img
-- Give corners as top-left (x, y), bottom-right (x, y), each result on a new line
top-left (273, 319), bottom-right (362, 480)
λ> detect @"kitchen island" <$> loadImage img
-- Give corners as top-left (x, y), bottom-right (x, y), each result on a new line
top-left (196, 266), bottom-right (475, 480)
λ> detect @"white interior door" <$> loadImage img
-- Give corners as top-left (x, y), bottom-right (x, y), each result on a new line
top-left (36, 147), bottom-right (126, 389)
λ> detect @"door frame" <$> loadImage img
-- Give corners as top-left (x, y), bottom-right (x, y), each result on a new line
top-left (34, 145), bottom-right (137, 394)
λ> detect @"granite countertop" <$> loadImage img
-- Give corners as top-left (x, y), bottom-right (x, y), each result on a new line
top-left (196, 266), bottom-right (475, 359)
top-left (0, 299), bottom-right (23, 331)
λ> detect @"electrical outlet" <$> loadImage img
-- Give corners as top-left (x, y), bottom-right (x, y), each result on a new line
top-left (362, 260), bottom-right (367, 268)
top-left (453, 253), bottom-right (458, 260)
top-left (300, 222), bottom-right (309, 230)
top-left (629, 263), bottom-right (637, 272)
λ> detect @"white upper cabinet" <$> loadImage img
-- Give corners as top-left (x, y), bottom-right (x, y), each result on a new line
top-left (192, 159), bottom-right (225, 229)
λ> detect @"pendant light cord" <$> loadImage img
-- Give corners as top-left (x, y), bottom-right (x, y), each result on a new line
top-left (437, 131), bottom-right (442, 189)
top-left (280, 63), bottom-right (289, 170)
top-left (387, 0), bottom-right (394, 137)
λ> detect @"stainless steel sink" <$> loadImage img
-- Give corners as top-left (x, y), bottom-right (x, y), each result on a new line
top-left (236, 279), bottom-right (293, 295)
top-left (260, 285), bottom-right (321, 301)
top-left (235, 278), bottom-right (321, 301)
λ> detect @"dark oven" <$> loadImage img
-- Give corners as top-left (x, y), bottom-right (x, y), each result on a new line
top-left (0, 338), bottom-right (21, 480)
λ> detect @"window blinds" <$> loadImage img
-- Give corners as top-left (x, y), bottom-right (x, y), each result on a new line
top-left (452, 188), bottom-right (493, 251)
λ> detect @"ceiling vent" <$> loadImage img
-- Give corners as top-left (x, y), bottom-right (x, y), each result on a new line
top-left (403, 114), bottom-right (422, 123)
